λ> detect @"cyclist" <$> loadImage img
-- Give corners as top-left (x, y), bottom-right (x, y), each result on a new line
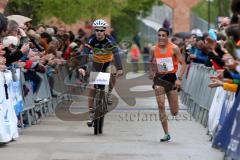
top-left (78, 19), bottom-right (123, 126)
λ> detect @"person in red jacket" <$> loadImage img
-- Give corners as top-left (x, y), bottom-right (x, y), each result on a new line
top-left (130, 43), bottom-right (140, 73)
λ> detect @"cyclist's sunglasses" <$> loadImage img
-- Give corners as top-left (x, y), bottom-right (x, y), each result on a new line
top-left (95, 29), bottom-right (105, 32)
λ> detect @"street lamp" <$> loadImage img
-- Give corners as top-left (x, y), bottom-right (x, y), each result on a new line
top-left (207, 0), bottom-right (214, 30)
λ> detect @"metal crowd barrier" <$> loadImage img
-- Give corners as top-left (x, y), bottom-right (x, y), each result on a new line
top-left (0, 64), bottom-right (72, 130)
top-left (53, 64), bottom-right (69, 94)
top-left (20, 69), bottom-right (53, 127)
top-left (180, 63), bottom-right (217, 127)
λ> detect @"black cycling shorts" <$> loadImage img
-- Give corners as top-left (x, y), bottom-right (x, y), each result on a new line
top-left (92, 61), bottom-right (111, 72)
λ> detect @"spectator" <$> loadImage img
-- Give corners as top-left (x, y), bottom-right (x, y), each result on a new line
top-left (188, 34), bottom-right (208, 64)
top-left (163, 19), bottom-right (172, 36)
top-left (191, 26), bottom-right (203, 38)
top-left (133, 32), bottom-right (141, 50)
top-left (203, 30), bottom-right (226, 70)
top-left (57, 26), bottom-right (66, 37)
top-left (208, 24), bottom-right (240, 160)
top-left (0, 12), bottom-right (72, 131)
top-left (39, 32), bottom-right (52, 54)
top-left (0, 13), bottom-right (8, 36)
top-left (62, 33), bottom-right (71, 59)
top-left (142, 43), bottom-right (151, 73)
top-left (46, 27), bottom-right (55, 36)
top-left (6, 20), bottom-right (19, 37)
top-left (78, 28), bottom-right (86, 39)
top-left (230, 0), bottom-right (240, 24)
top-left (0, 47), bottom-right (6, 71)
top-left (36, 24), bottom-right (46, 34)
top-left (129, 43), bottom-right (140, 73)
top-left (3, 20), bottom-right (30, 66)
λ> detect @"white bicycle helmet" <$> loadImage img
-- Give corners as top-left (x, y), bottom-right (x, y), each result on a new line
top-left (92, 19), bottom-right (108, 29)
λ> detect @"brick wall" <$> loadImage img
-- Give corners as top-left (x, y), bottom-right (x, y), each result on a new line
top-left (161, 0), bottom-right (201, 33)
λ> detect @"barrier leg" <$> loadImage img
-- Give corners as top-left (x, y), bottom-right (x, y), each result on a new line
top-left (27, 110), bottom-right (32, 126)
top-left (198, 107), bottom-right (204, 123)
top-left (194, 104), bottom-right (200, 120)
top-left (39, 104), bottom-right (44, 118)
top-left (19, 112), bottom-right (24, 129)
top-left (202, 109), bottom-right (209, 128)
top-left (42, 102), bottom-right (48, 116)
top-left (189, 98), bottom-right (195, 116)
top-left (48, 98), bottom-right (53, 114)
top-left (32, 108), bottom-right (39, 124)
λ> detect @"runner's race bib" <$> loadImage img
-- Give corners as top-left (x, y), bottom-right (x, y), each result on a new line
top-left (156, 57), bottom-right (174, 72)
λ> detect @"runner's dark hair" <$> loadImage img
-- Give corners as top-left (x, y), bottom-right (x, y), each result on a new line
top-left (158, 28), bottom-right (169, 36)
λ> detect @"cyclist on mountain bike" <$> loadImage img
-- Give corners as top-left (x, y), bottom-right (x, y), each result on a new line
top-left (78, 19), bottom-right (123, 126)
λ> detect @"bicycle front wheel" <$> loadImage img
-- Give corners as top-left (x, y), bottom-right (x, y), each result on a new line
top-left (99, 116), bottom-right (104, 134)
top-left (94, 118), bottom-right (100, 135)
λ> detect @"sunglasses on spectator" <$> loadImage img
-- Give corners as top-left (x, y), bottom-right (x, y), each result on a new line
top-left (95, 29), bottom-right (105, 32)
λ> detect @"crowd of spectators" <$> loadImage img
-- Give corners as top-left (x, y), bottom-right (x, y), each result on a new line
top-left (0, 12), bottom-right (93, 127)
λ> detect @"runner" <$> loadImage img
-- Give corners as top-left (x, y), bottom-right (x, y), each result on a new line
top-left (149, 28), bottom-right (186, 142)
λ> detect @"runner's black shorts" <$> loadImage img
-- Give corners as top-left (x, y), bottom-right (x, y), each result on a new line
top-left (153, 73), bottom-right (177, 93)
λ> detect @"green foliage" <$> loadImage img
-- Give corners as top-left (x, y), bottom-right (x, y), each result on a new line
top-left (39, 0), bottom-right (120, 23)
top-left (112, 11), bottom-right (138, 41)
top-left (5, 0), bottom-right (159, 40)
top-left (5, 0), bottom-right (128, 24)
top-left (4, 0), bottom-right (44, 25)
top-left (112, 0), bottom-right (159, 41)
top-left (192, 0), bottom-right (230, 24)
top-left (5, 0), bottom-right (117, 24)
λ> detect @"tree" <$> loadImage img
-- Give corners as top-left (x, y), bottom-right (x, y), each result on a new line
top-left (192, 0), bottom-right (230, 24)
top-left (5, 0), bottom-right (159, 40)
top-left (4, 0), bottom-right (44, 25)
top-left (5, 0), bottom-right (126, 24)
top-left (112, 0), bottom-right (159, 41)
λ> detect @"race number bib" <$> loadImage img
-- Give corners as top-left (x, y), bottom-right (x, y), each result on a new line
top-left (156, 57), bottom-right (174, 72)
top-left (89, 72), bottom-right (111, 85)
